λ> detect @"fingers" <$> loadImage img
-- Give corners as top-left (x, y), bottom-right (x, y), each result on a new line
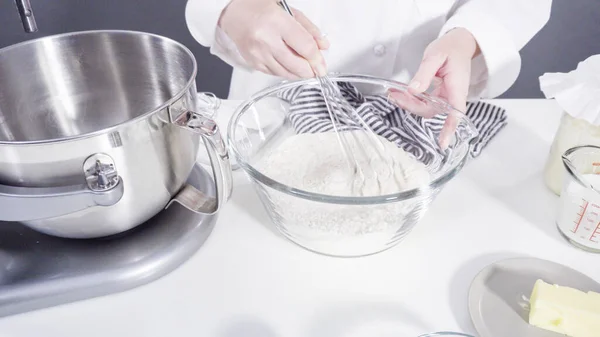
top-left (263, 54), bottom-right (298, 80)
top-left (247, 29), bottom-right (315, 79)
top-left (439, 113), bottom-right (459, 149)
top-left (387, 89), bottom-right (439, 118)
top-left (437, 71), bottom-right (469, 149)
top-left (292, 9), bottom-right (330, 50)
top-left (442, 71), bottom-right (469, 113)
top-left (430, 76), bottom-right (443, 94)
top-left (220, 0), bottom-right (328, 79)
top-left (401, 34), bottom-right (473, 149)
top-left (409, 53), bottom-right (447, 94)
top-left (388, 87), bottom-right (461, 150)
top-left (280, 18), bottom-right (327, 76)
top-left (251, 39), bottom-right (309, 79)
top-left (271, 40), bottom-right (314, 78)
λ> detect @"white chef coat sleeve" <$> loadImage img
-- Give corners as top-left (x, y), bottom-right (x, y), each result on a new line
top-left (439, 0), bottom-right (552, 98)
top-left (185, 0), bottom-right (251, 70)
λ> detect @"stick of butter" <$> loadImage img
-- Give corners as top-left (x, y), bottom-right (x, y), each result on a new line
top-left (589, 290), bottom-right (600, 301)
top-left (528, 279), bottom-right (600, 337)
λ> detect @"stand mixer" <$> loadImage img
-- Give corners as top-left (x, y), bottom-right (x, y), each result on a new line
top-left (0, 167), bottom-right (219, 317)
top-left (0, 5), bottom-right (224, 317)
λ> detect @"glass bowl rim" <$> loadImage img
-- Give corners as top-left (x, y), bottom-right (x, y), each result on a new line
top-left (227, 74), bottom-right (477, 205)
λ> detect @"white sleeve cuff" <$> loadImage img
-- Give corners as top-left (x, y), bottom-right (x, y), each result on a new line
top-left (440, 8), bottom-right (521, 99)
top-left (185, 0), bottom-right (251, 70)
top-left (185, 0), bottom-right (230, 47)
top-left (211, 27), bottom-right (253, 70)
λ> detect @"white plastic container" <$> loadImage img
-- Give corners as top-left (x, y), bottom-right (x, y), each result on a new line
top-left (539, 54), bottom-right (600, 195)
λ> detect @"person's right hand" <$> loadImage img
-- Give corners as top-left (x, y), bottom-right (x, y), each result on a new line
top-left (218, 0), bottom-right (329, 79)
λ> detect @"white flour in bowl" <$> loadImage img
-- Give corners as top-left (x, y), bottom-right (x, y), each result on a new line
top-left (257, 130), bottom-right (431, 196)
top-left (254, 130), bottom-right (433, 256)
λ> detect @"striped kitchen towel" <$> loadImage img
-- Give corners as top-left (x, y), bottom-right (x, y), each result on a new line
top-left (278, 81), bottom-right (507, 163)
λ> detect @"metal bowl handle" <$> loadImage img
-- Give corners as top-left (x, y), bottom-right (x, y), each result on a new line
top-left (167, 93), bottom-right (233, 215)
top-left (0, 153), bottom-right (124, 222)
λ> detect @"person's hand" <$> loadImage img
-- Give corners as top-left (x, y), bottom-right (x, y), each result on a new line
top-left (218, 0), bottom-right (329, 79)
top-left (388, 28), bottom-right (479, 148)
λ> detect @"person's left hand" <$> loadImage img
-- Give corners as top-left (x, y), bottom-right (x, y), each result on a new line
top-left (388, 28), bottom-right (479, 148)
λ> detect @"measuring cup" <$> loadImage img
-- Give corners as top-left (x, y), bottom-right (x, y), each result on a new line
top-left (556, 145), bottom-right (600, 252)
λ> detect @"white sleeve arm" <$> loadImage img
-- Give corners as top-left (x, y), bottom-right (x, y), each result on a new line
top-left (185, 0), bottom-right (252, 70)
top-left (440, 0), bottom-right (552, 98)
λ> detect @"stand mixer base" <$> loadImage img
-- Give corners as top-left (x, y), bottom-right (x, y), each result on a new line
top-left (0, 164), bottom-right (217, 317)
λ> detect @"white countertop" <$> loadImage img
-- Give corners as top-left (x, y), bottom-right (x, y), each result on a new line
top-left (0, 99), bottom-right (598, 337)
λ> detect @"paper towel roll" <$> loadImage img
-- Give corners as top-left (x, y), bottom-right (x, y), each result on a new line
top-left (539, 54), bottom-right (600, 125)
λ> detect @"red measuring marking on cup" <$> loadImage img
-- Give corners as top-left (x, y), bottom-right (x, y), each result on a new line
top-left (572, 198), bottom-right (590, 233)
top-left (581, 164), bottom-right (600, 242)
top-left (571, 199), bottom-right (600, 242)
top-left (590, 223), bottom-right (600, 243)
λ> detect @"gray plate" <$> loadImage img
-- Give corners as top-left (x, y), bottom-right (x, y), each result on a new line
top-left (468, 257), bottom-right (600, 337)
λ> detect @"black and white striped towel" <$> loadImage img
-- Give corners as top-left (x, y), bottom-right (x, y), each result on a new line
top-left (278, 82), bottom-right (507, 163)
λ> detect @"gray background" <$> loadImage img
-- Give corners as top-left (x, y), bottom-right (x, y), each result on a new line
top-left (1, 0), bottom-right (598, 99)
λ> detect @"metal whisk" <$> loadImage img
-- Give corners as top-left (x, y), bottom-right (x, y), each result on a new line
top-left (278, 0), bottom-right (404, 194)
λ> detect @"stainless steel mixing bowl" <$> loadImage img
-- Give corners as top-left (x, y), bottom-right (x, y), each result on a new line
top-left (228, 75), bottom-right (478, 257)
top-left (0, 30), bottom-right (232, 238)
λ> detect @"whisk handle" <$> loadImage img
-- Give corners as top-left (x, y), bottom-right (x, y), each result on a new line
top-left (278, 0), bottom-right (294, 16)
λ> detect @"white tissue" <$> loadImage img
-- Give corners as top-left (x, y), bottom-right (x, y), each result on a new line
top-left (539, 54), bottom-right (600, 126)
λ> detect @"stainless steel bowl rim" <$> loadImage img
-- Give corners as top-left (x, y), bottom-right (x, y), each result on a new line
top-left (0, 29), bottom-right (198, 146)
top-left (228, 74), bottom-right (477, 205)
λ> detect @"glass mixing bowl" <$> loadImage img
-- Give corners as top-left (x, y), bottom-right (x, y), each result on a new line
top-left (228, 74), bottom-right (478, 257)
